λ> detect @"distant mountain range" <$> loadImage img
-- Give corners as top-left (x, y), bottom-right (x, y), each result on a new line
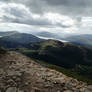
top-left (65, 35), bottom-right (92, 49)
top-left (36, 31), bottom-right (66, 39)
top-left (36, 31), bottom-right (92, 49)
top-left (36, 31), bottom-right (59, 38)
top-left (0, 31), bottom-right (44, 48)
top-left (1, 31), bottom-right (92, 49)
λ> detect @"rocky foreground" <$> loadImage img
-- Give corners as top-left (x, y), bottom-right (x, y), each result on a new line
top-left (0, 51), bottom-right (92, 92)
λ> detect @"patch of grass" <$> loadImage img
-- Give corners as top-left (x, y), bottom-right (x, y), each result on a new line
top-left (15, 48), bottom-right (38, 53)
top-left (21, 49), bottom-right (37, 53)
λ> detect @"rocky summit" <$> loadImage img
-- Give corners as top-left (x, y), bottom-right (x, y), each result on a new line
top-left (0, 51), bottom-right (92, 92)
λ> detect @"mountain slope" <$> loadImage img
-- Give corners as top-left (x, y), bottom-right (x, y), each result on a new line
top-left (20, 40), bottom-right (92, 68)
top-left (0, 33), bottom-right (44, 48)
top-left (0, 50), bottom-right (92, 92)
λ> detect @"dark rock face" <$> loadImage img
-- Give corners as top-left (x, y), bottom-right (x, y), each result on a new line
top-left (0, 51), bottom-right (91, 92)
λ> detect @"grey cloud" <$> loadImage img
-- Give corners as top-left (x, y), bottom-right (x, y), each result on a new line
top-left (0, 0), bottom-right (92, 35)
top-left (0, 2), bottom-right (72, 28)
top-left (0, 0), bottom-right (45, 14)
top-left (0, 0), bottom-right (92, 16)
top-left (43, 0), bottom-right (92, 16)
top-left (44, 0), bottom-right (87, 6)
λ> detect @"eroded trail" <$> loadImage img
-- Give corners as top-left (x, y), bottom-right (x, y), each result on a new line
top-left (0, 51), bottom-right (92, 92)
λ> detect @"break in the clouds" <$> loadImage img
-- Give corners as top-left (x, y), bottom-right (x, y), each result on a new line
top-left (0, 0), bottom-right (92, 34)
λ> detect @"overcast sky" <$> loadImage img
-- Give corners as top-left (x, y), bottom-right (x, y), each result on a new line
top-left (0, 0), bottom-right (92, 35)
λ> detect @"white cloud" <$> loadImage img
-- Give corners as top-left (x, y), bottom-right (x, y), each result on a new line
top-left (0, 2), bottom-right (75, 28)
top-left (1, 1), bottom-right (89, 35)
top-left (0, 23), bottom-right (41, 33)
top-left (0, 2), bottom-right (32, 22)
top-left (0, 0), bottom-right (91, 36)
top-left (44, 12), bottom-right (74, 27)
top-left (72, 17), bottom-right (92, 34)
